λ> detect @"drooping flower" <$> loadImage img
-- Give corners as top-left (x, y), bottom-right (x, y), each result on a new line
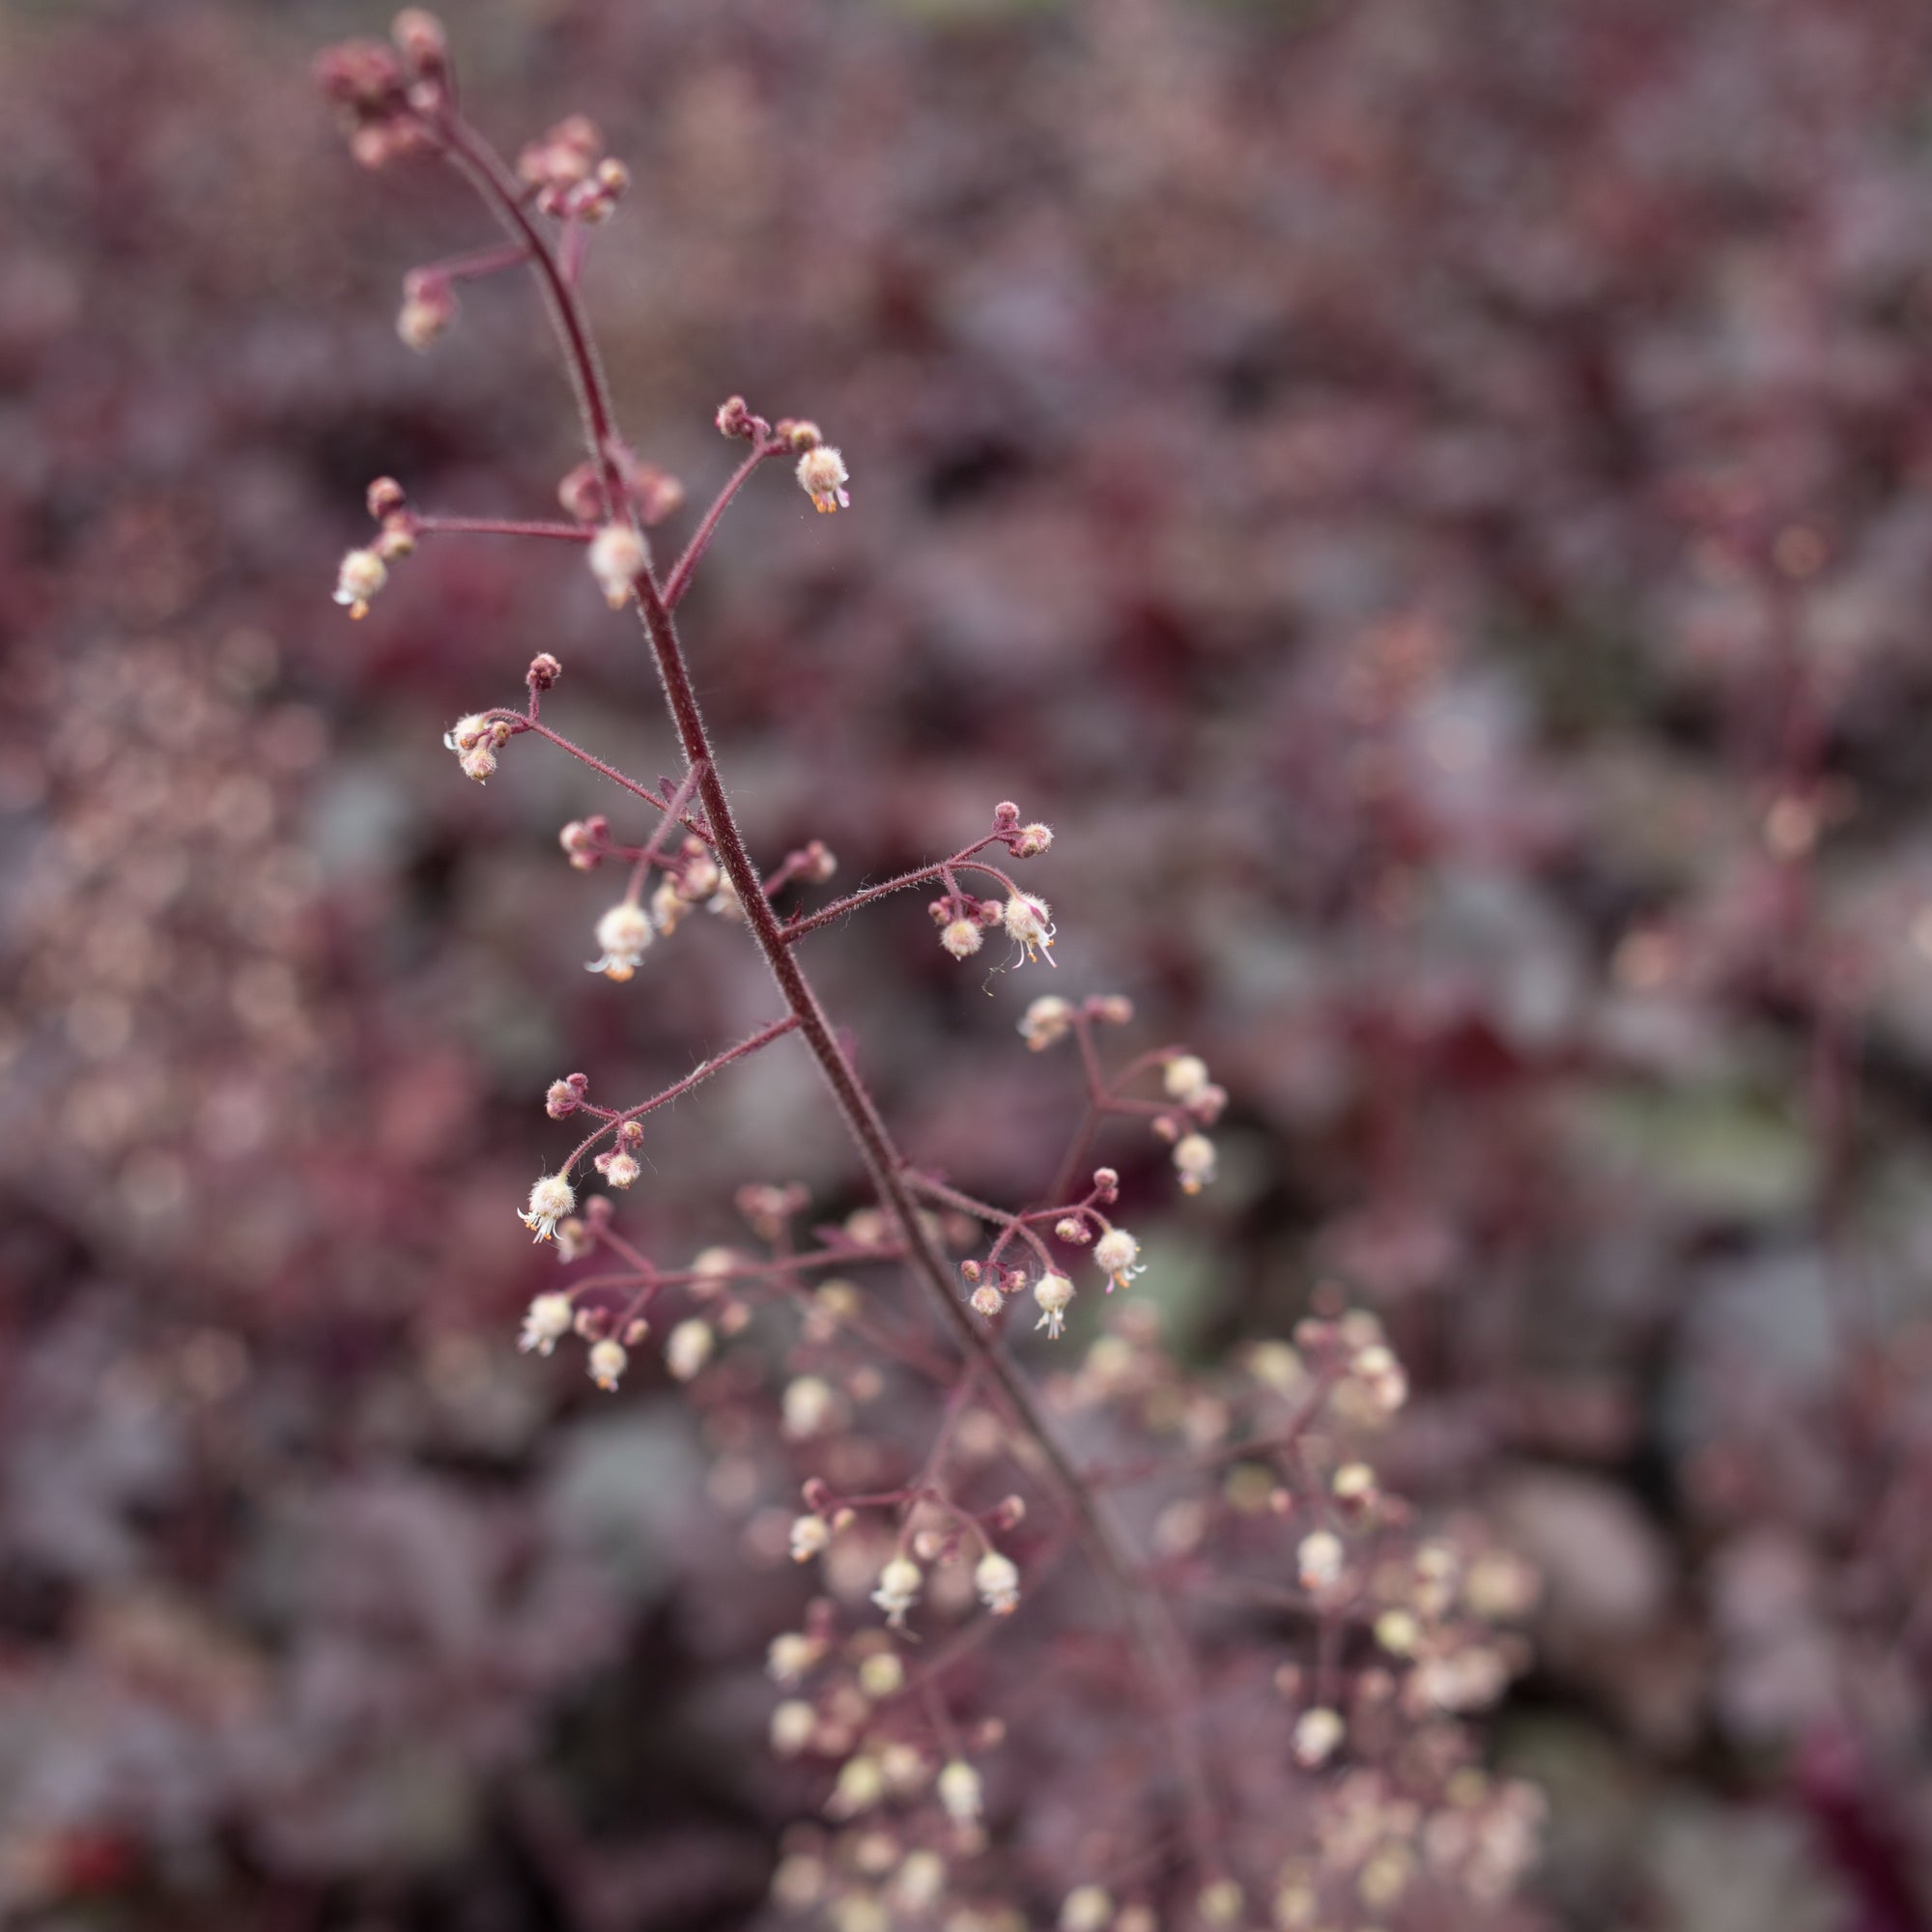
top-left (587, 900), bottom-right (654, 980)
top-left (1174, 1131), bottom-right (1217, 1194)
top-left (796, 444), bottom-right (851, 514)
top-left (587, 1337), bottom-right (627, 1391)
top-left (1034, 1271), bottom-right (1075, 1338)
top-left (333, 547), bottom-right (387, 618)
top-left (1093, 1227), bottom-right (1144, 1292)
top-left (974, 1548), bottom-right (1020, 1615)
top-left (937, 1759), bottom-right (983, 1824)
top-left (587, 522), bottom-right (647, 608)
top-left (871, 1554), bottom-right (923, 1629)
top-left (518, 1293), bottom-right (575, 1355)
top-left (1019, 995), bottom-right (1074, 1051)
top-left (1003, 894), bottom-right (1056, 965)
top-left (520, 1172), bottom-right (576, 1242)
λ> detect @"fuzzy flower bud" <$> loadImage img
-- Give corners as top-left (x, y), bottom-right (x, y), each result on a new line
top-left (1293, 1706), bottom-right (1345, 1768)
top-left (587, 1337), bottom-right (627, 1391)
top-left (333, 547), bottom-right (387, 618)
top-left (974, 1548), bottom-right (1020, 1615)
top-left (1034, 1271), bottom-right (1075, 1339)
top-left (1174, 1132), bottom-right (1217, 1194)
top-left (666, 1319), bottom-right (714, 1381)
top-left (518, 1293), bottom-right (574, 1356)
top-left (766, 1632), bottom-right (820, 1686)
top-left (940, 918), bottom-right (983, 960)
top-left (520, 1173), bottom-right (576, 1242)
top-left (1003, 894), bottom-right (1056, 965)
top-left (871, 1554), bottom-right (923, 1629)
top-left (1164, 1054), bottom-right (1211, 1102)
top-left (595, 1148), bottom-right (640, 1188)
top-left (1297, 1528), bottom-right (1345, 1593)
top-left (1093, 1228), bottom-right (1144, 1292)
top-left (796, 444), bottom-right (851, 514)
top-left (587, 522), bottom-right (647, 609)
top-left (1019, 995), bottom-right (1075, 1051)
top-left (1055, 1216), bottom-right (1092, 1245)
top-left (397, 272), bottom-right (456, 350)
top-left (970, 1283), bottom-right (1005, 1319)
top-left (937, 1759), bottom-right (983, 1824)
top-left (1060, 1889), bottom-right (1114, 1932)
top-left (546, 1076), bottom-right (583, 1119)
top-left (782, 1375), bottom-right (839, 1440)
top-left (789, 1514), bottom-right (831, 1563)
top-left (1012, 822), bottom-right (1053, 858)
top-left (770, 1699), bottom-right (816, 1756)
top-left (587, 900), bottom-right (654, 980)
top-left (828, 1754), bottom-right (886, 1818)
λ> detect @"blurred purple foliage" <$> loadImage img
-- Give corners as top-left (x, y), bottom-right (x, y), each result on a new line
top-left (7, 0), bottom-right (1932, 1924)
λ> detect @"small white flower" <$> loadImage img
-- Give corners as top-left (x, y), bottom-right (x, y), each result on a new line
top-left (520, 1172), bottom-right (576, 1242)
top-left (790, 1514), bottom-right (831, 1563)
top-left (587, 1337), bottom-right (627, 1391)
top-left (587, 900), bottom-right (654, 981)
top-left (1297, 1529), bottom-right (1345, 1593)
top-left (894, 1851), bottom-right (947, 1913)
top-left (665, 1319), bottom-right (714, 1381)
top-left (827, 1753), bottom-right (885, 1818)
top-left (1018, 995), bottom-right (1074, 1051)
top-left (797, 444), bottom-right (851, 515)
top-left (1352, 1342), bottom-right (1409, 1414)
top-left (1174, 1132), bottom-right (1217, 1194)
top-left (974, 1548), bottom-right (1020, 1615)
top-left (937, 1758), bottom-right (982, 1824)
top-left (1093, 1227), bottom-right (1143, 1292)
top-left (940, 917), bottom-right (982, 960)
top-left (767, 1631), bottom-right (820, 1685)
top-left (857, 1652), bottom-right (904, 1699)
top-left (1164, 1054), bottom-right (1211, 1102)
top-left (871, 1554), bottom-right (923, 1629)
top-left (1060, 1888), bottom-right (1114, 1932)
top-left (1293, 1706), bottom-right (1344, 1768)
top-left (518, 1293), bottom-right (575, 1355)
top-left (770, 1699), bottom-right (816, 1756)
top-left (782, 1375), bottom-right (839, 1440)
top-left (1003, 894), bottom-right (1056, 965)
top-left (333, 547), bottom-right (387, 618)
top-left (1013, 821), bottom-right (1052, 858)
top-left (969, 1282), bottom-right (1005, 1319)
top-left (588, 522), bottom-right (647, 609)
top-left (1034, 1271), bottom-right (1075, 1339)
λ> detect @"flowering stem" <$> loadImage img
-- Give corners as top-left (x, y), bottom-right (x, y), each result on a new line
top-left (664, 440), bottom-right (786, 607)
top-left (420, 99), bottom-right (1223, 1887)
top-left (780, 838), bottom-right (1005, 943)
top-left (561, 1013), bottom-right (798, 1173)
top-left (904, 1172), bottom-right (1060, 1272)
top-left (490, 714), bottom-right (714, 845)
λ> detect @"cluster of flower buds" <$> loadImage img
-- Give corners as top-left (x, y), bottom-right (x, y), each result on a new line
top-left (331, 476), bottom-right (417, 620)
top-left (929, 892), bottom-right (1057, 967)
top-left (313, 13), bottom-right (445, 170)
top-left (990, 799), bottom-right (1054, 860)
top-left (558, 441), bottom-right (686, 529)
top-left (1157, 1051), bottom-right (1228, 1196)
top-left (443, 711), bottom-right (514, 782)
top-left (396, 269), bottom-right (457, 352)
top-left (516, 114), bottom-right (632, 221)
